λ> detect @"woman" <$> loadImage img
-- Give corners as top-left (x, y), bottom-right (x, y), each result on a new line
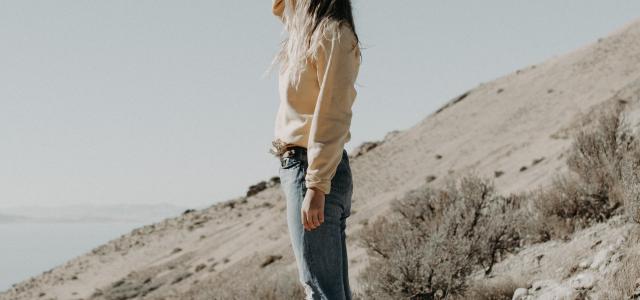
top-left (268, 0), bottom-right (361, 299)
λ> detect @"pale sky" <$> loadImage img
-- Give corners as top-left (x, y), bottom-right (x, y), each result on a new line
top-left (1, 1), bottom-right (639, 209)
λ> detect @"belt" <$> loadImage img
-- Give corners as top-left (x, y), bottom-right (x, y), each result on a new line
top-left (281, 145), bottom-right (307, 159)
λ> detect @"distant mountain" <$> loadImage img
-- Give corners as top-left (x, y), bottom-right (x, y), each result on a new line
top-left (0, 213), bottom-right (30, 224)
top-left (0, 203), bottom-right (191, 224)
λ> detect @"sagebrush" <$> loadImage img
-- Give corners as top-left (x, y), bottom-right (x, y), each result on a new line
top-left (358, 175), bottom-right (524, 299)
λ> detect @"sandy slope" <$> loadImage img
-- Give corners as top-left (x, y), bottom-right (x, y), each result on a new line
top-left (3, 19), bottom-right (640, 300)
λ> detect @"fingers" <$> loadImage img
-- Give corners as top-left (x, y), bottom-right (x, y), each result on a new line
top-left (301, 209), bottom-right (324, 231)
top-left (301, 210), bottom-right (309, 231)
top-left (311, 214), bottom-right (321, 228)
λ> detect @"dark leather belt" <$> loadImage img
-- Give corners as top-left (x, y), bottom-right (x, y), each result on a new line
top-left (281, 145), bottom-right (307, 159)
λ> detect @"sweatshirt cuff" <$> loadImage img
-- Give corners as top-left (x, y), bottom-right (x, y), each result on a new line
top-left (305, 174), bottom-right (331, 195)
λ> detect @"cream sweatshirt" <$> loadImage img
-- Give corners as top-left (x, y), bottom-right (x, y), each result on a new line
top-left (271, 0), bottom-right (361, 195)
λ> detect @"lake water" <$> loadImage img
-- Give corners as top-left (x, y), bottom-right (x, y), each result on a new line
top-left (0, 222), bottom-right (145, 292)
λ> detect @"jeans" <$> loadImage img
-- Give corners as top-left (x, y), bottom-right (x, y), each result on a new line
top-left (278, 146), bottom-right (353, 300)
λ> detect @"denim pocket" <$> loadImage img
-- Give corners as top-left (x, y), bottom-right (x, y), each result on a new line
top-left (280, 156), bottom-right (302, 169)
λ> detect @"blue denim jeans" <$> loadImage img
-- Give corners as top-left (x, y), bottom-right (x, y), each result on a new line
top-left (278, 146), bottom-right (353, 300)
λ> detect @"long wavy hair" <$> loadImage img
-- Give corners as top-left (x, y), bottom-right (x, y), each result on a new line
top-left (266, 0), bottom-right (361, 88)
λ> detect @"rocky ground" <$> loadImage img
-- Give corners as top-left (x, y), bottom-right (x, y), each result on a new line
top-left (482, 215), bottom-right (640, 299)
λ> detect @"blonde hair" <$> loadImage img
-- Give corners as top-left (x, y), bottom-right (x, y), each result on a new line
top-left (265, 0), bottom-right (351, 89)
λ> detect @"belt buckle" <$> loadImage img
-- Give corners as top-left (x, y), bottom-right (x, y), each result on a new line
top-left (282, 147), bottom-right (296, 158)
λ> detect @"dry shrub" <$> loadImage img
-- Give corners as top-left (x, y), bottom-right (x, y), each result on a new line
top-left (209, 273), bottom-right (304, 300)
top-left (462, 275), bottom-right (526, 300)
top-left (565, 103), bottom-right (633, 212)
top-left (599, 226), bottom-right (640, 300)
top-left (532, 103), bottom-right (640, 239)
top-left (530, 176), bottom-right (596, 240)
top-left (244, 272), bottom-right (306, 300)
top-left (189, 262), bottom-right (304, 300)
top-left (567, 104), bottom-right (633, 198)
top-left (358, 175), bottom-right (524, 299)
top-left (621, 146), bottom-right (640, 224)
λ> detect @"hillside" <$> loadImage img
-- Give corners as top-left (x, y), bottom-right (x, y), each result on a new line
top-left (3, 19), bottom-right (640, 300)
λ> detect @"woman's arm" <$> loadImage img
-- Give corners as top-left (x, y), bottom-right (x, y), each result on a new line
top-left (305, 26), bottom-right (360, 195)
top-left (302, 25), bottom-right (359, 231)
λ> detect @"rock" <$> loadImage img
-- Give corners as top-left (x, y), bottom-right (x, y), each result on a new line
top-left (512, 287), bottom-right (528, 300)
top-left (266, 176), bottom-right (280, 187)
top-left (536, 286), bottom-right (576, 300)
top-left (112, 279), bottom-right (126, 288)
top-left (350, 141), bottom-right (381, 158)
top-left (208, 265), bottom-right (217, 273)
top-left (535, 254), bottom-right (545, 266)
top-left (529, 280), bottom-right (577, 300)
top-left (434, 90), bottom-right (471, 114)
top-left (570, 272), bottom-right (596, 290)
top-left (532, 157), bottom-right (545, 165)
top-left (610, 252), bottom-right (624, 264)
top-left (182, 209), bottom-right (196, 215)
top-left (247, 181), bottom-right (268, 197)
top-left (578, 260), bottom-right (590, 269)
top-left (195, 264), bottom-right (206, 272)
top-left (531, 279), bottom-right (559, 292)
top-left (383, 130), bottom-right (401, 141)
top-left (260, 254), bottom-right (283, 268)
top-left (171, 272), bottom-right (192, 284)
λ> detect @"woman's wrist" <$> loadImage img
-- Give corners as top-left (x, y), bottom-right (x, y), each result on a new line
top-left (308, 186), bottom-right (324, 194)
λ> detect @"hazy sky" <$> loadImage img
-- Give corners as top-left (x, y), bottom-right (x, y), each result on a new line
top-left (1, 1), bottom-right (639, 209)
